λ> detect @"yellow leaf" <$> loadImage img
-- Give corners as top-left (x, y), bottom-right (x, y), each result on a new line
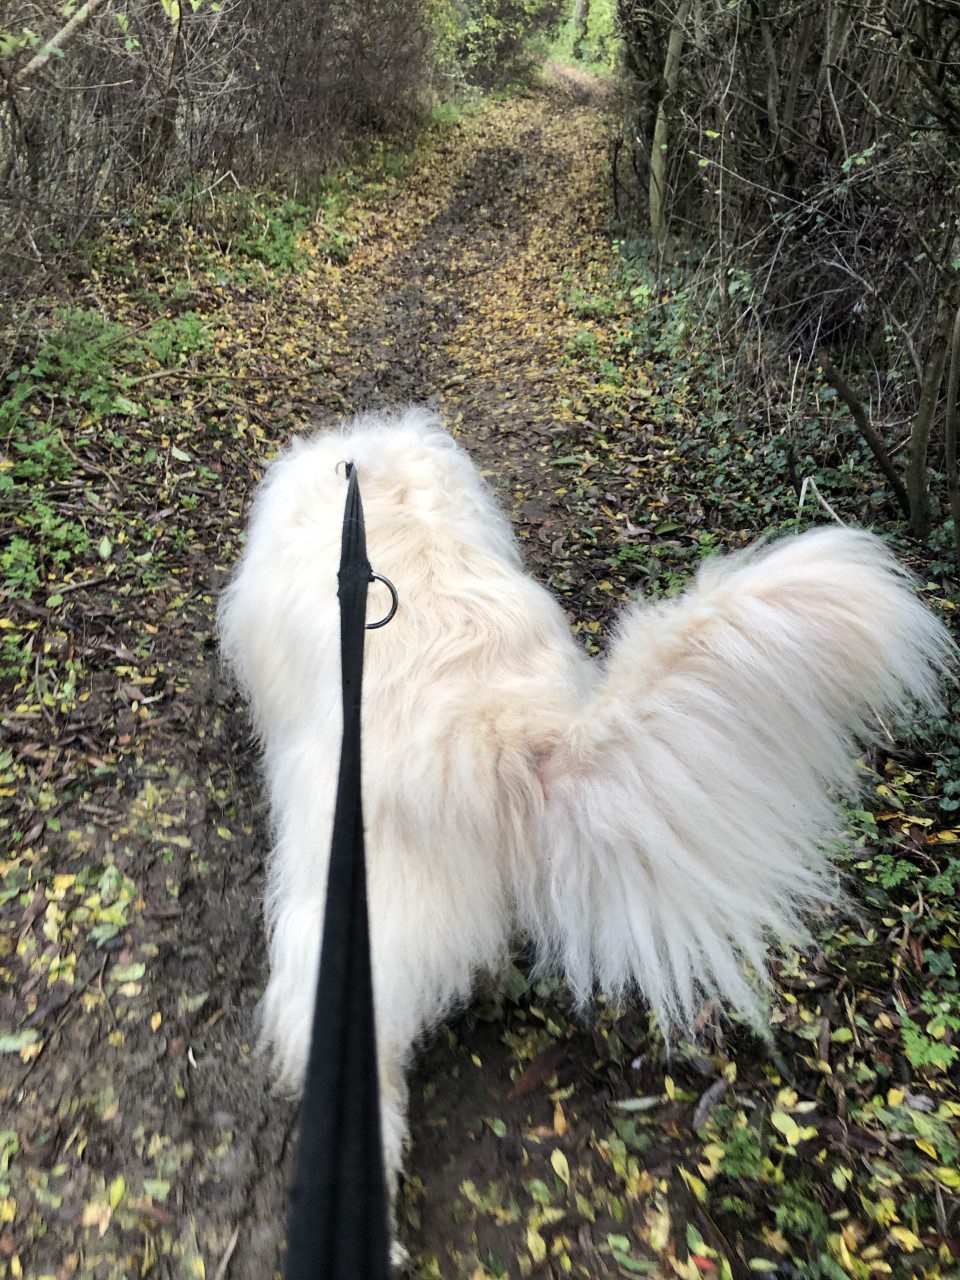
top-left (19, 1040), bottom-right (42, 1064)
top-left (553, 1101), bottom-right (568, 1136)
top-left (890, 1227), bottom-right (922, 1251)
top-left (647, 1202), bottom-right (671, 1252)
top-left (82, 1201), bottom-right (111, 1235)
top-left (770, 1111), bottom-right (803, 1146)
top-left (874, 1198), bottom-right (898, 1227)
top-left (679, 1168), bottom-right (707, 1202)
top-left (832, 1232), bottom-right (855, 1270)
top-left (527, 1226), bottom-right (547, 1263)
top-left (551, 1149), bottom-right (570, 1186)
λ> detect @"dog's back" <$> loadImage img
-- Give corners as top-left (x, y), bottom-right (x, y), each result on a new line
top-left (218, 410), bottom-right (587, 1106)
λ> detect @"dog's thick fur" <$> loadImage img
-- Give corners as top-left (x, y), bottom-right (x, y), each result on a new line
top-left (219, 408), bottom-right (950, 1191)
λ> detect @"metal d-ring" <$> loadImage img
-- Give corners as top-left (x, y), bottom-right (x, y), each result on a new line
top-left (366, 573), bottom-right (398, 629)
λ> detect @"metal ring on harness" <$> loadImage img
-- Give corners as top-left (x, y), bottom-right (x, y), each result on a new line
top-left (366, 573), bottom-right (398, 629)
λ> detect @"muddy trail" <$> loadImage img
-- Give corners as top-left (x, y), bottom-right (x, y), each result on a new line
top-left (4, 76), bottom-right (697, 1280)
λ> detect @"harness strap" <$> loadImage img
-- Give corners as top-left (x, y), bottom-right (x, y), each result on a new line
top-left (284, 462), bottom-right (392, 1280)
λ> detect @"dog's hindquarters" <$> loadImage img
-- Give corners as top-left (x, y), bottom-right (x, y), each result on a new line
top-left (531, 527), bottom-right (951, 1028)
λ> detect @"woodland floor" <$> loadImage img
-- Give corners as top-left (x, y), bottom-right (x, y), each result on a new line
top-left (3, 70), bottom-right (960, 1280)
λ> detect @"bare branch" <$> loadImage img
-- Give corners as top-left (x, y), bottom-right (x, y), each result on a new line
top-left (817, 350), bottom-right (911, 519)
top-left (944, 302), bottom-right (960, 570)
top-left (5, 0), bottom-right (115, 94)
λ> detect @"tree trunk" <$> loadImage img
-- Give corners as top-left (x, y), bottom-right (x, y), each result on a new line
top-left (573, 0), bottom-right (590, 58)
top-left (907, 294), bottom-right (955, 539)
top-left (649, 0), bottom-right (692, 254)
top-left (944, 302), bottom-right (960, 571)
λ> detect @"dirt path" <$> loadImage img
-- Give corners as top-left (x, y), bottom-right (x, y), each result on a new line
top-left (6, 79), bottom-right (687, 1280)
top-left (7, 57), bottom-right (960, 1280)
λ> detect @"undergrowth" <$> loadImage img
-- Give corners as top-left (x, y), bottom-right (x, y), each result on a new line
top-left (553, 235), bottom-right (960, 1279)
top-left (0, 98), bottom-right (470, 615)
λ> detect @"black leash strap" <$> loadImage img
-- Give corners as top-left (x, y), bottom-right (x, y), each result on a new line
top-left (284, 463), bottom-right (394, 1280)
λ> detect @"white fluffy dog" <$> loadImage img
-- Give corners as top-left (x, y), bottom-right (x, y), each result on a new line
top-left (219, 408), bottom-right (950, 1196)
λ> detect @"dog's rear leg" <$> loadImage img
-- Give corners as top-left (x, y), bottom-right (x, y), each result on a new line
top-left (379, 1049), bottom-right (411, 1266)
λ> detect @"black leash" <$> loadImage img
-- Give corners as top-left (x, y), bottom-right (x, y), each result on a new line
top-left (284, 462), bottom-right (396, 1280)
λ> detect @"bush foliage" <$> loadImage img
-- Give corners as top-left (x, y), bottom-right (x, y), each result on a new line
top-left (0, 0), bottom-right (562, 285)
top-left (615, 0), bottom-right (960, 553)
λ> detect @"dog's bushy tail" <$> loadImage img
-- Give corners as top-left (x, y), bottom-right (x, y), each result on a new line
top-left (535, 527), bottom-right (951, 1028)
